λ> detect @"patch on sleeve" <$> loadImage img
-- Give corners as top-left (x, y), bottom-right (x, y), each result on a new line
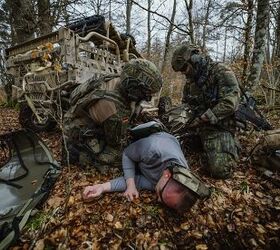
top-left (88, 99), bottom-right (117, 124)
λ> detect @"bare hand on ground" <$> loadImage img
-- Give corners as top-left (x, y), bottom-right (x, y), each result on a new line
top-left (83, 184), bottom-right (103, 201)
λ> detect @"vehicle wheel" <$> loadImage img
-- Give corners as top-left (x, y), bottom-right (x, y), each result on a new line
top-left (19, 105), bottom-right (57, 132)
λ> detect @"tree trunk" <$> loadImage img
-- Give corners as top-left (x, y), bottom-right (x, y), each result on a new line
top-left (184, 0), bottom-right (194, 43)
top-left (38, 0), bottom-right (52, 35)
top-left (272, 2), bottom-right (280, 60)
top-left (161, 0), bottom-right (176, 73)
top-left (242, 0), bottom-right (254, 84)
top-left (247, 0), bottom-right (270, 91)
top-left (147, 0), bottom-right (152, 59)
top-left (223, 27), bottom-right (228, 62)
top-left (126, 0), bottom-right (132, 34)
top-left (6, 0), bottom-right (36, 44)
top-left (109, 0), bottom-right (112, 21)
top-left (202, 0), bottom-right (211, 50)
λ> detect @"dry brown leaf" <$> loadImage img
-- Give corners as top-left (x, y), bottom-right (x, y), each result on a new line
top-left (114, 221), bottom-right (123, 229)
top-left (227, 224), bottom-right (235, 232)
top-left (173, 226), bottom-right (181, 232)
top-left (105, 213), bottom-right (114, 222)
top-left (47, 197), bottom-right (64, 207)
top-left (255, 191), bottom-right (264, 198)
top-left (256, 224), bottom-right (266, 234)
top-left (196, 244), bottom-right (208, 250)
top-left (68, 196), bottom-right (75, 205)
top-left (180, 222), bottom-right (190, 231)
top-left (191, 231), bottom-right (203, 239)
top-left (33, 239), bottom-right (45, 250)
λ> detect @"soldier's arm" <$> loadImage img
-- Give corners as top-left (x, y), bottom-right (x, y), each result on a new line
top-left (205, 66), bottom-right (240, 124)
top-left (103, 113), bottom-right (129, 147)
top-left (88, 99), bottom-right (129, 147)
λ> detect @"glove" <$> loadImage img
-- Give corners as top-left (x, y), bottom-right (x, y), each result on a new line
top-left (188, 112), bottom-right (209, 128)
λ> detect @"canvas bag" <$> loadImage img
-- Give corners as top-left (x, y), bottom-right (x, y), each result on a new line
top-left (128, 121), bottom-right (167, 141)
top-left (168, 163), bottom-right (210, 198)
top-left (0, 130), bottom-right (60, 249)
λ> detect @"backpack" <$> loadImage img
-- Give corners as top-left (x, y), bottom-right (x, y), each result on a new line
top-left (250, 129), bottom-right (280, 171)
top-left (0, 130), bottom-right (60, 249)
top-left (128, 121), bottom-right (167, 141)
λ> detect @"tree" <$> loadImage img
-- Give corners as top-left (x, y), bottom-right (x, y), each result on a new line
top-left (247, 0), bottom-right (270, 90)
top-left (38, 0), bottom-right (52, 35)
top-left (160, 0), bottom-right (177, 73)
top-left (6, 0), bottom-right (36, 44)
top-left (126, 0), bottom-right (133, 34)
top-left (242, 0), bottom-right (255, 84)
top-left (146, 0), bottom-right (152, 59)
top-left (184, 0), bottom-right (194, 43)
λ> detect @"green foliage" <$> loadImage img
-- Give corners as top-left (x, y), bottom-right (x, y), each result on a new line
top-left (240, 181), bottom-right (250, 193)
top-left (0, 99), bottom-right (18, 109)
top-left (25, 211), bottom-right (49, 231)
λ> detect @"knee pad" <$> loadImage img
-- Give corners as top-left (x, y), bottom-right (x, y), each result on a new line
top-left (206, 152), bottom-right (236, 179)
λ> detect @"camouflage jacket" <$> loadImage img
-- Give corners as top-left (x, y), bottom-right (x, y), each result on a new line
top-left (64, 75), bottom-right (132, 149)
top-left (182, 61), bottom-right (240, 127)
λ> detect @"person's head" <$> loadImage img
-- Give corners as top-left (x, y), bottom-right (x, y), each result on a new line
top-left (155, 169), bottom-right (198, 214)
top-left (171, 44), bottom-right (203, 78)
top-left (119, 59), bottom-right (163, 102)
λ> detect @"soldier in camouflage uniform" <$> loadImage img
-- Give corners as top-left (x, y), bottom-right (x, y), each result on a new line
top-left (64, 59), bottom-right (163, 169)
top-left (171, 44), bottom-right (240, 179)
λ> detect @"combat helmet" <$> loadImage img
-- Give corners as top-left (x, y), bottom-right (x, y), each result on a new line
top-left (120, 59), bottom-right (163, 102)
top-left (171, 44), bottom-right (201, 72)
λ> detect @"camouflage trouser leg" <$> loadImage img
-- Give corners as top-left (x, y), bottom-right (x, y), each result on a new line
top-left (200, 129), bottom-right (238, 179)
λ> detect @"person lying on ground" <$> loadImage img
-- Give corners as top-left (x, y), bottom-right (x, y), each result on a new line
top-left (83, 125), bottom-right (209, 213)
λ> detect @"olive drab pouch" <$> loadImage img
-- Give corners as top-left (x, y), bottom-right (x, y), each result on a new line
top-left (167, 162), bottom-right (210, 198)
top-left (0, 130), bottom-right (60, 249)
top-left (128, 121), bottom-right (167, 141)
top-left (163, 104), bottom-right (196, 134)
top-left (251, 129), bottom-right (280, 172)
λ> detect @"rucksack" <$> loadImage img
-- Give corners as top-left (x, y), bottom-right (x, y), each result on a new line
top-left (0, 130), bottom-right (60, 249)
top-left (250, 129), bottom-right (280, 171)
top-left (128, 121), bottom-right (167, 141)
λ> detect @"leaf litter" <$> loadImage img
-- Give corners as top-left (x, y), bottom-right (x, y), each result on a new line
top-left (0, 107), bottom-right (279, 249)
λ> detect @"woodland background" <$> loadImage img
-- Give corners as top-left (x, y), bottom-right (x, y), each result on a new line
top-left (0, 0), bottom-right (280, 249)
top-left (0, 0), bottom-right (280, 106)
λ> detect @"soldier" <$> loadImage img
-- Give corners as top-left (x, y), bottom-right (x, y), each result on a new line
top-left (64, 59), bottom-right (162, 169)
top-left (170, 44), bottom-right (241, 179)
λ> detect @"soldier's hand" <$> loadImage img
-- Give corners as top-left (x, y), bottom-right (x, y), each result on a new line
top-left (188, 114), bottom-right (209, 128)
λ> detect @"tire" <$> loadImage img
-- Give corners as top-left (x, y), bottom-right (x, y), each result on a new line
top-left (19, 105), bottom-right (57, 132)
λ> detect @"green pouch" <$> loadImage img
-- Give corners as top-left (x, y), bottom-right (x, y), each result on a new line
top-left (0, 130), bottom-right (60, 249)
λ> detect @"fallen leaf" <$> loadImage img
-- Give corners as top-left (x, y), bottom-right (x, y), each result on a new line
top-left (114, 221), bottom-right (123, 229)
top-left (68, 196), bottom-right (75, 205)
top-left (196, 244), bottom-right (208, 250)
top-left (106, 213), bottom-right (114, 222)
top-left (33, 239), bottom-right (44, 250)
top-left (180, 222), bottom-right (190, 231)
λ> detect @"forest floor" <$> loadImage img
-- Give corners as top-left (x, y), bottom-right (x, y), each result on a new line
top-left (1, 106), bottom-right (280, 250)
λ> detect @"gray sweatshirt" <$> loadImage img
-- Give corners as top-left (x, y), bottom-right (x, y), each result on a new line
top-left (110, 132), bottom-right (188, 192)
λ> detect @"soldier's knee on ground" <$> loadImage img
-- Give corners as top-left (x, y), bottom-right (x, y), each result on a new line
top-left (206, 152), bottom-right (237, 179)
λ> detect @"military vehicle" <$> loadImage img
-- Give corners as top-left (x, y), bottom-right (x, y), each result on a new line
top-left (5, 15), bottom-right (142, 131)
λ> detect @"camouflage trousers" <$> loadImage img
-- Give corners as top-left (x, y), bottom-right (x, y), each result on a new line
top-left (199, 128), bottom-right (239, 179)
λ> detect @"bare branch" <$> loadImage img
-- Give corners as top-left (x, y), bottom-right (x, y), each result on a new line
top-left (131, 0), bottom-right (190, 35)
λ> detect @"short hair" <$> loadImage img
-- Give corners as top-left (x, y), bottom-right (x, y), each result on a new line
top-left (161, 177), bottom-right (198, 214)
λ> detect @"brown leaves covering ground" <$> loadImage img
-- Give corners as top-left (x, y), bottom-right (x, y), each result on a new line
top-left (1, 107), bottom-right (279, 250)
